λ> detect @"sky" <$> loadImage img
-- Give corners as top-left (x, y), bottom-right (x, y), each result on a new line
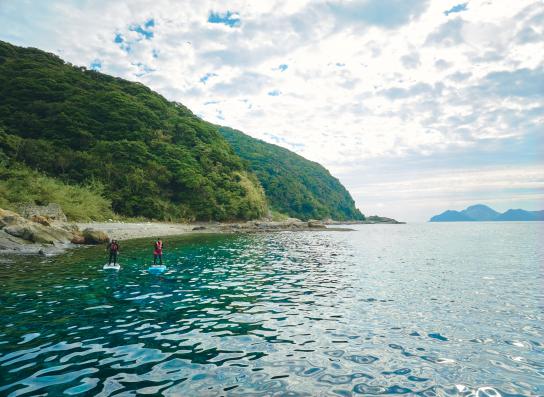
top-left (1, 0), bottom-right (543, 221)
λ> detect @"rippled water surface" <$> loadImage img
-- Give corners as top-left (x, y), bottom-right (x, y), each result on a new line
top-left (0, 223), bottom-right (543, 396)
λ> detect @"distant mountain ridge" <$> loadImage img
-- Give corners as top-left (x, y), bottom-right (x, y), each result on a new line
top-left (430, 204), bottom-right (544, 222)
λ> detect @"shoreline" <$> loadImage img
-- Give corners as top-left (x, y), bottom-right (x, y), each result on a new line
top-left (75, 219), bottom-right (356, 242)
top-left (1, 213), bottom-right (405, 257)
top-left (0, 218), bottom-right (355, 257)
top-left (75, 221), bottom-right (199, 241)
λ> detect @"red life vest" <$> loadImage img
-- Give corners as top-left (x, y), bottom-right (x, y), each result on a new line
top-left (154, 241), bottom-right (162, 253)
top-left (110, 242), bottom-right (119, 252)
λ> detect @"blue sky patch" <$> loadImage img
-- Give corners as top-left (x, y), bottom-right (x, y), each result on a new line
top-left (278, 64), bottom-right (288, 72)
top-left (114, 33), bottom-right (131, 52)
top-left (130, 18), bottom-right (154, 39)
top-left (208, 11), bottom-right (240, 27)
top-left (200, 72), bottom-right (218, 84)
top-left (268, 90), bottom-right (281, 96)
top-left (444, 3), bottom-right (468, 16)
top-left (90, 60), bottom-right (101, 71)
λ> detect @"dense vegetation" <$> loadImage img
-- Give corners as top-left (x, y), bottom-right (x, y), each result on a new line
top-left (219, 127), bottom-right (364, 221)
top-left (0, 41), bottom-right (266, 221)
top-left (0, 163), bottom-right (114, 221)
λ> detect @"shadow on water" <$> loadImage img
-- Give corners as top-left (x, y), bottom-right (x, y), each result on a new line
top-left (0, 224), bottom-right (542, 396)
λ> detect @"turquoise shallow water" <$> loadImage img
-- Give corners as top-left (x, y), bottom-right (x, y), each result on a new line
top-left (0, 223), bottom-right (542, 396)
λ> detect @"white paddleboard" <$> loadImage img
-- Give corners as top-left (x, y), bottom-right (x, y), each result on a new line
top-left (103, 263), bottom-right (121, 271)
top-left (148, 265), bottom-right (166, 274)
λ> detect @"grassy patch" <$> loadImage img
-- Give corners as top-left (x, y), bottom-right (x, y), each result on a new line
top-left (0, 165), bottom-right (114, 221)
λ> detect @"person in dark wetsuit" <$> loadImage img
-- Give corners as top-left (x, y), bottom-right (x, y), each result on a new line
top-left (153, 238), bottom-right (163, 265)
top-left (107, 239), bottom-right (120, 265)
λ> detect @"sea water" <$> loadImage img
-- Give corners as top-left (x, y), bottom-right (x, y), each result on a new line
top-left (0, 223), bottom-right (542, 396)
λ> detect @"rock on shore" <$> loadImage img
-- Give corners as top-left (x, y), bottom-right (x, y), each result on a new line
top-left (0, 208), bottom-right (109, 255)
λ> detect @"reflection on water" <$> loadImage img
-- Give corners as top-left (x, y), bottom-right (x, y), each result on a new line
top-left (0, 223), bottom-right (542, 396)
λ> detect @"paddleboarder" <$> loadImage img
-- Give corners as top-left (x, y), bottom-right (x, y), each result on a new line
top-left (153, 238), bottom-right (163, 266)
top-left (106, 239), bottom-right (120, 265)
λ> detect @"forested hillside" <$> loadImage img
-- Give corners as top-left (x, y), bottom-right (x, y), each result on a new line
top-left (0, 40), bottom-right (365, 222)
top-left (0, 41), bottom-right (266, 221)
top-left (219, 127), bottom-right (364, 221)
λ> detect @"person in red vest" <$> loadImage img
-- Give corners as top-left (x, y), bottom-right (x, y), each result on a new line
top-left (106, 239), bottom-right (120, 265)
top-left (153, 238), bottom-right (163, 266)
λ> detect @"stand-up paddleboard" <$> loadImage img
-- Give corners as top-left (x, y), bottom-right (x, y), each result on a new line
top-left (103, 263), bottom-right (121, 271)
top-left (148, 265), bottom-right (166, 274)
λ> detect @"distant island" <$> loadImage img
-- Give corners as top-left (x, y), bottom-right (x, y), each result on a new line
top-left (430, 204), bottom-right (544, 222)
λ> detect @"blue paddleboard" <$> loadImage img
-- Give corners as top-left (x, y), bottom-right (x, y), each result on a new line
top-left (148, 265), bottom-right (166, 274)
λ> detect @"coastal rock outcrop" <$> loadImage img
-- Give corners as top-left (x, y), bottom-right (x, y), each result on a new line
top-left (82, 228), bottom-right (109, 244)
top-left (0, 208), bottom-right (21, 228)
top-left (0, 207), bottom-right (108, 255)
top-left (70, 234), bottom-right (86, 244)
top-left (4, 222), bottom-right (74, 244)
